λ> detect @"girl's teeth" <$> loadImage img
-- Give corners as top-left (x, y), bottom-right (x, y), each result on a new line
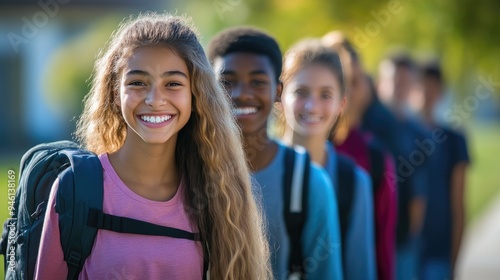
top-left (233, 107), bottom-right (257, 116)
top-left (302, 115), bottom-right (321, 123)
top-left (141, 115), bottom-right (172, 123)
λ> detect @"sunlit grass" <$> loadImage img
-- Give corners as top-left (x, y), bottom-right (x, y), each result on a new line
top-left (465, 123), bottom-right (500, 224)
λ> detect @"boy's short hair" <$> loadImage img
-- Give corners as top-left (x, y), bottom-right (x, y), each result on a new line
top-left (387, 51), bottom-right (415, 70)
top-left (421, 61), bottom-right (444, 85)
top-left (207, 27), bottom-right (282, 81)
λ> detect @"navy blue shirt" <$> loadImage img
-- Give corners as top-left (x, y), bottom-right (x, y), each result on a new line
top-left (421, 126), bottom-right (470, 259)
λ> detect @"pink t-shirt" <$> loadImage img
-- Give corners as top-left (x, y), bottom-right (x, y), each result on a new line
top-left (35, 153), bottom-right (203, 280)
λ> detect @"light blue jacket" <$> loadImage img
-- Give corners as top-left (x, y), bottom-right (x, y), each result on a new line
top-left (253, 141), bottom-right (343, 280)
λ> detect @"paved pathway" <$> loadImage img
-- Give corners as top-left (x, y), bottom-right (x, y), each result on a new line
top-left (456, 194), bottom-right (500, 280)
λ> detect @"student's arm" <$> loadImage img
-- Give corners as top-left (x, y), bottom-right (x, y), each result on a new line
top-left (450, 162), bottom-right (467, 272)
top-left (450, 133), bottom-right (470, 274)
top-left (408, 197), bottom-right (426, 236)
top-left (301, 164), bottom-right (343, 280)
top-left (408, 163), bottom-right (427, 236)
top-left (345, 168), bottom-right (377, 280)
top-left (34, 179), bottom-right (68, 280)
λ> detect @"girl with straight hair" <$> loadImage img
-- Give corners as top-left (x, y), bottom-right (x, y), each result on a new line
top-left (274, 39), bottom-right (377, 280)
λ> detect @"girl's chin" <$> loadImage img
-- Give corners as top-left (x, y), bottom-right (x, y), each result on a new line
top-left (295, 128), bottom-right (328, 139)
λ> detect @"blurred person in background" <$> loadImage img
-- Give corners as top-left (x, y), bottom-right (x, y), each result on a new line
top-left (323, 31), bottom-right (398, 280)
top-left (366, 52), bottom-right (432, 280)
top-left (413, 61), bottom-right (470, 280)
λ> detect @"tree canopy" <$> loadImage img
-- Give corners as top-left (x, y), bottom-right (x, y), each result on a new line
top-left (178, 0), bottom-right (499, 99)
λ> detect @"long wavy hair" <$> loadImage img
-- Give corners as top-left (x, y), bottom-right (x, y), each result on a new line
top-left (75, 13), bottom-right (271, 279)
top-left (272, 39), bottom-right (346, 138)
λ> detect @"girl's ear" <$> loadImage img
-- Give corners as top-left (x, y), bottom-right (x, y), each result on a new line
top-left (339, 95), bottom-right (348, 114)
top-left (275, 102), bottom-right (283, 112)
top-left (275, 81), bottom-right (283, 102)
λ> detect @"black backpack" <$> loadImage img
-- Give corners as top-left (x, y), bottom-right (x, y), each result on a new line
top-left (283, 146), bottom-right (310, 279)
top-left (283, 147), bottom-right (355, 279)
top-left (0, 141), bottom-right (203, 280)
top-left (335, 155), bottom-right (356, 273)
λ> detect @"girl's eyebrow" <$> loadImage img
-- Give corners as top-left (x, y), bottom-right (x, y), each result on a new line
top-left (125, 69), bottom-right (188, 78)
top-left (294, 83), bottom-right (309, 88)
top-left (293, 84), bottom-right (336, 91)
top-left (161, 70), bottom-right (188, 78)
top-left (319, 86), bottom-right (336, 91)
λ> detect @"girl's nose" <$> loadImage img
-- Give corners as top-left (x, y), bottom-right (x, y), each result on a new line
top-left (304, 97), bottom-right (315, 111)
top-left (145, 86), bottom-right (166, 108)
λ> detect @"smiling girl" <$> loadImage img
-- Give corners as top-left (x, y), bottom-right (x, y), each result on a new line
top-left (275, 39), bottom-right (376, 280)
top-left (34, 13), bottom-right (271, 280)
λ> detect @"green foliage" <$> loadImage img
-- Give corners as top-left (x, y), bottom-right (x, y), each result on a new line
top-left (43, 16), bottom-right (124, 120)
top-left (175, 0), bottom-right (500, 101)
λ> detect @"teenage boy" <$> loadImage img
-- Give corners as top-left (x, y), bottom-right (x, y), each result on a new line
top-left (374, 53), bottom-right (431, 280)
top-left (208, 27), bottom-right (343, 280)
top-left (416, 61), bottom-right (470, 280)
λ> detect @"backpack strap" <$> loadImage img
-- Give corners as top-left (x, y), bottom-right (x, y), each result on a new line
top-left (57, 152), bottom-right (207, 280)
top-left (86, 209), bottom-right (199, 241)
top-left (283, 146), bottom-right (310, 280)
top-left (203, 242), bottom-right (210, 280)
top-left (55, 150), bottom-right (104, 280)
top-left (335, 155), bottom-right (356, 270)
